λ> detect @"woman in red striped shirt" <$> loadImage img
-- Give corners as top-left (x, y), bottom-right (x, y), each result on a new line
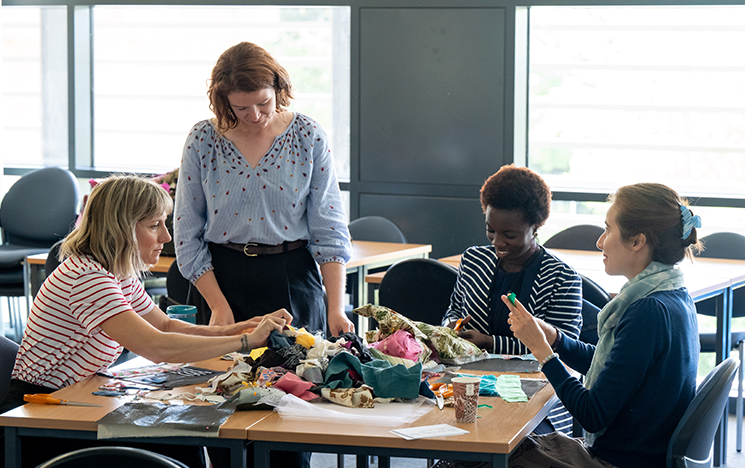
top-left (1, 174), bottom-right (290, 467)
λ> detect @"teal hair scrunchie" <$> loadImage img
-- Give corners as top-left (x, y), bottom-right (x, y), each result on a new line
top-left (680, 204), bottom-right (701, 240)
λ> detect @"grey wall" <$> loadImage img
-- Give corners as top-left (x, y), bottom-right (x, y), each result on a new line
top-left (353, 6), bottom-right (513, 258)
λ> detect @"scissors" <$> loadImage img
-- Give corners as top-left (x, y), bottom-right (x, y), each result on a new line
top-left (24, 394), bottom-right (102, 407)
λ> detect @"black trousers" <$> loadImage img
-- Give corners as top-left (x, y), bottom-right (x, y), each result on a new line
top-left (208, 243), bottom-right (326, 335)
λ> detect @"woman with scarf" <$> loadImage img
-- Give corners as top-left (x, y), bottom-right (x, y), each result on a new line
top-left (505, 182), bottom-right (702, 468)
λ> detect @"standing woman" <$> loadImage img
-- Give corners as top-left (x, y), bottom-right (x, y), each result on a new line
top-left (442, 165), bottom-right (583, 434)
top-left (0, 175), bottom-right (290, 467)
top-left (175, 42), bottom-right (353, 337)
top-left (506, 183), bottom-right (701, 468)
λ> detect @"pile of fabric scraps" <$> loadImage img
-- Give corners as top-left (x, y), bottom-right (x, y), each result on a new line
top-left (192, 325), bottom-right (431, 412)
top-left (354, 304), bottom-right (489, 365)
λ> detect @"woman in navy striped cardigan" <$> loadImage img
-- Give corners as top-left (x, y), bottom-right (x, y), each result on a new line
top-left (443, 165), bottom-right (582, 434)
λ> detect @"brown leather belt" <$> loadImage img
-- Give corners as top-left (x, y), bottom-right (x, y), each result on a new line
top-left (222, 239), bottom-right (308, 257)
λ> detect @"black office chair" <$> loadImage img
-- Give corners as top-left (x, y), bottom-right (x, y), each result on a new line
top-left (35, 446), bottom-right (189, 468)
top-left (0, 167), bottom-right (79, 342)
top-left (571, 277), bottom-right (608, 436)
top-left (348, 216), bottom-right (406, 244)
top-left (695, 232), bottom-right (745, 452)
top-left (0, 334), bottom-right (19, 401)
top-left (578, 299), bottom-right (600, 346)
top-left (667, 357), bottom-right (739, 468)
top-left (582, 274), bottom-right (612, 310)
top-left (377, 258), bottom-right (458, 325)
top-left (543, 225), bottom-right (604, 251)
top-left (44, 239), bottom-right (65, 280)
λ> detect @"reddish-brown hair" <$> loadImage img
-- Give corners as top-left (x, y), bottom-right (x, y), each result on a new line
top-left (208, 42), bottom-right (294, 132)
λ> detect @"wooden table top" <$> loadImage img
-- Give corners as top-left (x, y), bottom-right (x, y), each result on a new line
top-left (248, 370), bottom-right (556, 455)
top-left (27, 252), bottom-right (175, 275)
top-left (0, 358), bottom-right (266, 440)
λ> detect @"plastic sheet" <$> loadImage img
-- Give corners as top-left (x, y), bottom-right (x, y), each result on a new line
top-left (275, 393), bottom-right (432, 426)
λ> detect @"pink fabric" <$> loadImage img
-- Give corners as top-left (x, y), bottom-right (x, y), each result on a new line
top-left (368, 329), bottom-right (423, 361)
top-left (274, 372), bottom-right (318, 401)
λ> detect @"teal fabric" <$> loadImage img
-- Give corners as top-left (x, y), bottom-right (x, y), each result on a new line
top-left (324, 352), bottom-right (422, 399)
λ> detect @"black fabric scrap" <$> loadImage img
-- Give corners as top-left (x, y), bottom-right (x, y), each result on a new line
top-left (96, 402), bottom-right (234, 435)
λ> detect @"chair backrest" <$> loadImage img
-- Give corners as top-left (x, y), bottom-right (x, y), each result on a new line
top-left (0, 167), bottom-right (79, 248)
top-left (697, 232), bottom-right (745, 261)
top-left (378, 258), bottom-right (457, 324)
top-left (543, 225), bottom-right (604, 251)
top-left (165, 260), bottom-right (190, 307)
top-left (667, 357), bottom-right (739, 468)
top-left (44, 239), bottom-right (65, 279)
top-left (582, 274), bottom-right (612, 310)
top-left (348, 216), bottom-right (406, 243)
top-left (0, 335), bottom-right (19, 401)
top-left (36, 446), bottom-right (189, 468)
top-left (579, 299), bottom-right (600, 345)
top-left (694, 232), bottom-right (745, 318)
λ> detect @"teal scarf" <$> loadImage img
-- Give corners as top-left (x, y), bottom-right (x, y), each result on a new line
top-left (584, 261), bottom-right (685, 445)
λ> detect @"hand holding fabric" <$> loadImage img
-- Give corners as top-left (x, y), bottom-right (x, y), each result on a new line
top-left (503, 294), bottom-right (553, 361)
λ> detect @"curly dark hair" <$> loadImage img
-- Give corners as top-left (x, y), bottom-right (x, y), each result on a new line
top-left (480, 165), bottom-right (552, 228)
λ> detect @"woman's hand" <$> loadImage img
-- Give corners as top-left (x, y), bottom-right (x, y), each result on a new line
top-left (503, 295), bottom-right (553, 362)
top-left (241, 313), bottom-right (289, 351)
top-left (230, 308), bottom-right (293, 335)
top-left (328, 311), bottom-right (354, 337)
top-left (457, 327), bottom-right (492, 350)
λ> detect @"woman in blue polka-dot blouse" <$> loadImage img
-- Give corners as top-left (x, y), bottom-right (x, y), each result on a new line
top-left (175, 42), bottom-right (353, 342)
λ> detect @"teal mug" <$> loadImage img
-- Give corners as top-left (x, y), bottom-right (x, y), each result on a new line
top-left (166, 305), bottom-right (197, 324)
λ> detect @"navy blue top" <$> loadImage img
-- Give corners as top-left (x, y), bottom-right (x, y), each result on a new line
top-left (542, 289), bottom-right (699, 468)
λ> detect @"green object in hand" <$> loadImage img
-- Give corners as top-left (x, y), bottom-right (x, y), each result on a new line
top-left (507, 292), bottom-right (516, 305)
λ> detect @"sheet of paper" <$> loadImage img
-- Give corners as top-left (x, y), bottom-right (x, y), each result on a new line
top-left (390, 424), bottom-right (469, 440)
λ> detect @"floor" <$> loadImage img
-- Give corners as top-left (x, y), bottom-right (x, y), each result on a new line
top-left (309, 413), bottom-right (745, 468)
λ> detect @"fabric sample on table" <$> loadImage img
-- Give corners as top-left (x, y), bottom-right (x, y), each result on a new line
top-left (97, 402), bottom-right (233, 439)
top-left (328, 332), bottom-right (375, 362)
top-left (368, 329), bottom-right (423, 362)
top-left (274, 372), bottom-right (319, 401)
top-left (435, 371), bottom-right (547, 399)
top-left (369, 347), bottom-right (419, 369)
top-left (276, 343), bottom-right (308, 370)
top-left (324, 351), bottom-right (422, 399)
top-left (268, 329), bottom-right (294, 349)
top-left (320, 386), bottom-right (375, 408)
top-left (494, 374), bottom-right (528, 402)
top-left (455, 355), bottom-right (540, 373)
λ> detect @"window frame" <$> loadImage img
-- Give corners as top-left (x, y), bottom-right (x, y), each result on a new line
top-left (4, 0), bottom-right (745, 208)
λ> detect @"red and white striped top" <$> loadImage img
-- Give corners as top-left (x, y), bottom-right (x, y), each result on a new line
top-left (12, 254), bottom-right (154, 389)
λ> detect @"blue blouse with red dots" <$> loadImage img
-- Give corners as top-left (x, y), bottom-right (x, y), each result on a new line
top-left (174, 113), bottom-right (351, 283)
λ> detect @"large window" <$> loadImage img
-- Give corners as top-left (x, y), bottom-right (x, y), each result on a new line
top-left (1, 5), bottom-right (350, 178)
top-left (0, 6), bottom-right (67, 169)
top-left (529, 6), bottom-right (745, 200)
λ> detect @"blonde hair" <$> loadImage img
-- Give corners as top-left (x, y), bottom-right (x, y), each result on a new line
top-left (61, 175), bottom-right (173, 279)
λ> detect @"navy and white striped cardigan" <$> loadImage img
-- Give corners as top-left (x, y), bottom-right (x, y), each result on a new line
top-left (442, 245), bottom-right (583, 434)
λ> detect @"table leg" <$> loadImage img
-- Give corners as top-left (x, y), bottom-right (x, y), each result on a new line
top-left (254, 441), bottom-right (270, 468)
top-left (491, 453), bottom-right (508, 468)
top-left (5, 427), bottom-right (21, 468)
